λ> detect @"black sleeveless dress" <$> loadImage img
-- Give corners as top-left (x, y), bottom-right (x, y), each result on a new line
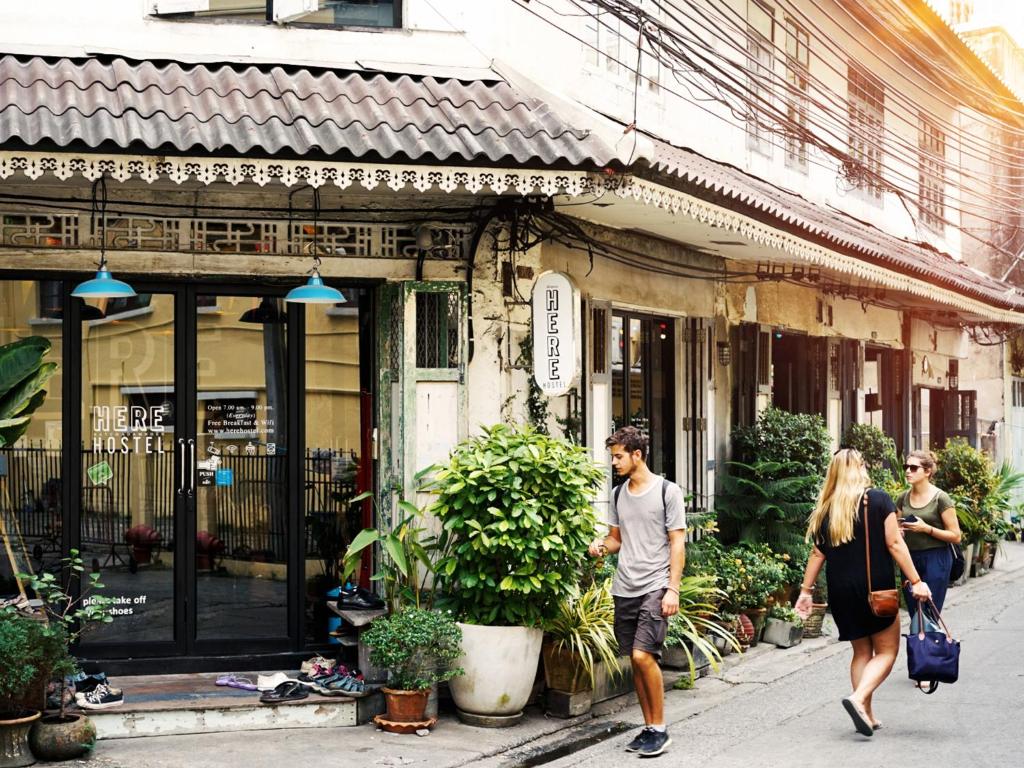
top-left (815, 489), bottom-right (898, 641)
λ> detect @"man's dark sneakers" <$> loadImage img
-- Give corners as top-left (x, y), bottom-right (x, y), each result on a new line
top-left (638, 729), bottom-right (671, 758)
top-left (624, 727), bottom-right (653, 752)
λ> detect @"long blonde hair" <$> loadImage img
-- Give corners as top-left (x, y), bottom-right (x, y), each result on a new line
top-left (806, 448), bottom-right (870, 546)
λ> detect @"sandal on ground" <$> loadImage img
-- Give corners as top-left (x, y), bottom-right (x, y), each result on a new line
top-left (300, 655), bottom-right (336, 675)
top-left (260, 680), bottom-right (309, 704)
top-left (215, 674), bottom-right (258, 691)
top-left (330, 675), bottom-right (369, 697)
top-left (256, 672), bottom-right (292, 692)
top-left (841, 697), bottom-right (874, 737)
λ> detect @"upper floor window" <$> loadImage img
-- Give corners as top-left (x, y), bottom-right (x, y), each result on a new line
top-left (152, 1), bottom-right (399, 29)
top-left (847, 64), bottom-right (885, 200)
top-left (746, 1), bottom-right (775, 156)
top-left (918, 116), bottom-right (946, 232)
top-left (583, 5), bottom-right (626, 75)
top-left (582, 1), bottom-right (662, 87)
top-left (783, 17), bottom-right (809, 171)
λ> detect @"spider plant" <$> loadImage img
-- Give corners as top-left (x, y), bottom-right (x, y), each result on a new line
top-left (543, 579), bottom-right (621, 691)
top-left (665, 574), bottom-right (742, 682)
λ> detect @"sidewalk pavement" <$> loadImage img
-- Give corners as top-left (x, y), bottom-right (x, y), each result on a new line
top-left (81, 542), bottom-right (1024, 768)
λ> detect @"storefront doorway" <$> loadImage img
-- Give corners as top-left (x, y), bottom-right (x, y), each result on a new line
top-left (610, 311), bottom-right (676, 480)
top-left (1, 278), bottom-right (374, 671)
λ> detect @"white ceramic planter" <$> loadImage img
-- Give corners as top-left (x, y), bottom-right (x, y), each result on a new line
top-left (449, 623), bottom-right (543, 721)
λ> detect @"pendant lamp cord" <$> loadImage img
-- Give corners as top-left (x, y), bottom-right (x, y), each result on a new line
top-left (311, 187), bottom-right (322, 274)
top-left (90, 176), bottom-right (108, 269)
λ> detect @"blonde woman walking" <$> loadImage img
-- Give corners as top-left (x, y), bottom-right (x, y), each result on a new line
top-left (795, 449), bottom-right (931, 737)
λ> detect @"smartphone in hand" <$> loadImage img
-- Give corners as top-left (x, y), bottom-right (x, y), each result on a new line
top-left (901, 514), bottom-right (918, 525)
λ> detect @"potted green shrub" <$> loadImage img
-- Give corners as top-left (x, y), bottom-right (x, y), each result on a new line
top-left (762, 604), bottom-right (804, 648)
top-left (21, 551), bottom-right (113, 762)
top-left (0, 613), bottom-right (46, 768)
top-left (542, 579), bottom-right (619, 698)
top-left (430, 424), bottom-right (604, 724)
top-left (662, 575), bottom-right (741, 680)
top-left (362, 608), bottom-right (463, 732)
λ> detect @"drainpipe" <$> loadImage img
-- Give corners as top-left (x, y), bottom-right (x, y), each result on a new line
top-left (901, 312), bottom-right (913, 453)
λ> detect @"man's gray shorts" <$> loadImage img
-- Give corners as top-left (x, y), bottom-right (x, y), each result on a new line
top-left (613, 588), bottom-right (668, 659)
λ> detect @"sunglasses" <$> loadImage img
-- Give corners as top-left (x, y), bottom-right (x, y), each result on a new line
top-left (903, 464), bottom-right (924, 472)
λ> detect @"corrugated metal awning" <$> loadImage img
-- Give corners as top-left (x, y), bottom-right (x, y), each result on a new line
top-left (0, 54), bottom-right (621, 168)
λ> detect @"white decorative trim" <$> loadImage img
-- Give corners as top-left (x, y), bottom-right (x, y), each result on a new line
top-left (610, 176), bottom-right (1024, 325)
top-left (0, 151), bottom-right (598, 198)
top-left (2, 150), bottom-right (1019, 323)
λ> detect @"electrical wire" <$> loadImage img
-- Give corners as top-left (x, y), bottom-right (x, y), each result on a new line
top-left (512, 1), bottom-right (1024, 271)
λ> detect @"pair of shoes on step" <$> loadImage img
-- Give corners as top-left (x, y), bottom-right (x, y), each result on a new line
top-left (76, 683), bottom-right (124, 710)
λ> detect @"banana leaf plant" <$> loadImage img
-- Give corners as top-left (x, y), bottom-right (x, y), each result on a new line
top-left (0, 337), bottom-right (57, 448)
top-left (339, 466), bottom-right (450, 612)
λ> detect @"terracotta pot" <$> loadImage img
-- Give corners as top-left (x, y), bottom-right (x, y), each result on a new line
top-left (383, 688), bottom-right (430, 723)
top-left (735, 613), bottom-right (755, 648)
top-left (0, 710), bottom-right (40, 768)
top-left (28, 713), bottom-right (95, 762)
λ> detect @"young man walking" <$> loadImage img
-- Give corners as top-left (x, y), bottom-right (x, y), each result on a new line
top-left (589, 426), bottom-right (686, 758)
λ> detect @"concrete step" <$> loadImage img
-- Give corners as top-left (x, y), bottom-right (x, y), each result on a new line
top-left (85, 672), bottom-right (384, 740)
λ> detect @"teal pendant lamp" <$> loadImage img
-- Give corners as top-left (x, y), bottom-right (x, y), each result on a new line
top-left (285, 187), bottom-right (345, 305)
top-left (72, 177), bottom-right (136, 300)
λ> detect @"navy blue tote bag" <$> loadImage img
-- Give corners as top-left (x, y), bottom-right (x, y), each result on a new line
top-left (905, 599), bottom-right (960, 694)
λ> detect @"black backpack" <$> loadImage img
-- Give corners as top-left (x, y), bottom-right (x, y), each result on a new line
top-left (613, 477), bottom-right (676, 512)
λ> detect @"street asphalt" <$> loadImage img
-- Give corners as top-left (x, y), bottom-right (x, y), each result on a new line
top-left (70, 542), bottom-right (1024, 768)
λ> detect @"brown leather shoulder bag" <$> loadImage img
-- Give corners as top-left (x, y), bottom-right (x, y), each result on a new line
top-left (864, 491), bottom-right (899, 617)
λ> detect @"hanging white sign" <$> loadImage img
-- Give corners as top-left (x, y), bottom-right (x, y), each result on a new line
top-left (531, 271), bottom-right (581, 396)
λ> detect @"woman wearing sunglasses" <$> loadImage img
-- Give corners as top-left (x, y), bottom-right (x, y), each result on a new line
top-left (896, 450), bottom-right (961, 634)
top-left (795, 449), bottom-right (930, 736)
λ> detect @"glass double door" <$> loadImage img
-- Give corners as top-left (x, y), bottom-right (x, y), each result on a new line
top-left (78, 285), bottom-right (296, 658)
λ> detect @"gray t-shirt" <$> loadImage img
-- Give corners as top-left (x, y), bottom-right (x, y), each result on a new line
top-left (608, 477), bottom-right (687, 597)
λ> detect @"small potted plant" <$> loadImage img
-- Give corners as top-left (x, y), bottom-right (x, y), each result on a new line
top-left (21, 550), bottom-right (113, 762)
top-left (0, 612), bottom-right (47, 768)
top-left (662, 575), bottom-right (741, 679)
top-left (763, 604), bottom-right (804, 648)
top-left (542, 579), bottom-right (619, 702)
top-left (362, 608), bottom-right (463, 732)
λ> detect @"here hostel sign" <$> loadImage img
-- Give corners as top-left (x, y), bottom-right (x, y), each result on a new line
top-left (531, 271), bottom-right (581, 396)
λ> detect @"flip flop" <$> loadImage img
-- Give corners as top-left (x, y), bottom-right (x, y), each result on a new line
top-left (259, 680), bottom-right (309, 704)
top-left (256, 672), bottom-right (292, 692)
top-left (215, 675), bottom-right (258, 691)
top-left (841, 697), bottom-right (874, 737)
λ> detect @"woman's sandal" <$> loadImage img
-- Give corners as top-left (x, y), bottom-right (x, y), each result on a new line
top-left (259, 680), bottom-right (309, 704)
top-left (841, 697), bottom-right (874, 737)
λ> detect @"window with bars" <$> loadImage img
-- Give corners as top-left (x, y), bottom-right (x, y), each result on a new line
top-left (784, 17), bottom-right (809, 171)
top-left (918, 116), bottom-right (946, 231)
top-left (583, 6), bottom-right (623, 75)
top-left (848, 64), bottom-right (885, 199)
top-left (415, 291), bottom-right (460, 369)
top-left (746, 1), bottom-right (775, 156)
top-left (591, 306), bottom-right (608, 375)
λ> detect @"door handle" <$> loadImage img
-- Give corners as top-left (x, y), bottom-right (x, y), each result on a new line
top-left (177, 438), bottom-right (186, 496)
top-left (188, 438), bottom-right (196, 498)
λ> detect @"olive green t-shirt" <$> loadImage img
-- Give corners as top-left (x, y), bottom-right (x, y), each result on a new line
top-left (895, 489), bottom-right (955, 551)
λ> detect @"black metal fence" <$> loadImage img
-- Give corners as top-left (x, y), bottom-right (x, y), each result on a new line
top-left (0, 444), bottom-right (361, 564)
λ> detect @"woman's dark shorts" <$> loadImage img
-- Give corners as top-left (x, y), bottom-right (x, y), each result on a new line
top-left (613, 588), bottom-right (668, 659)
